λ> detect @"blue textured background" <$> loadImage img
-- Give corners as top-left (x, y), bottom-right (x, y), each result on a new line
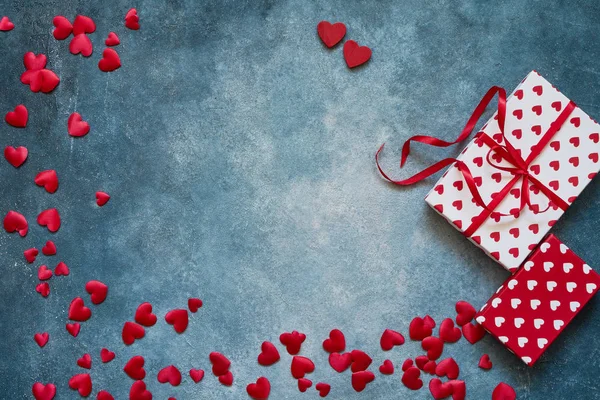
top-left (1, 1), bottom-right (600, 399)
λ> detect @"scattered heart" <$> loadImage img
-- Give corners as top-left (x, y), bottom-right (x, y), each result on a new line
top-left (122, 321), bottom-right (145, 345)
top-left (129, 380), bottom-right (152, 400)
top-left (105, 32), bottom-right (120, 46)
top-left (38, 265), bottom-right (53, 280)
top-left (42, 240), bottom-right (57, 256)
top-left (85, 280), bottom-right (108, 304)
top-left (68, 112), bottom-right (90, 137)
top-left (37, 208), bottom-right (61, 232)
top-left (4, 146), bottom-right (28, 168)
top-left (5, 104), bottom-right (28, 127)
top-left (409, 316), bottom-right (435, 340)
top-left (343, 40), bottom-right (371, 68)
top-left (322, 328), bottom-right (345, 353)
top-left (66, 322), bottom-right (80, 337)
top-left (247, 376), bottom-right (270, 399)
top-left (24, 248), bottom-right (39, 263)
top-left (257, 341), bottom-right (280, 366)
top-left (317, 21), bottom-right (346, 48)
top-left (157, 365), bottom-right (182, 386)
top-left (401, 366), bottom-right (423, 390)
top-left (97, 390), bottom-right (114, 400)
top-left (36, 282), bottom-right (50, 297)
top-left (218, 370), bottom-right (234, 386)
top-left (125, 8), bottom-right (140, 30)
top-left (316, 382), bottom-right (331, 397)
top-left (77, 353), bottom-right (92, 369)
top-left (298, 378), bottom-right (312, 392)
top-left (68, 373), bottom-right (92, 397)
top-left (188, 297), bottom-right (203, 312)
top-left (478, 354), bottom-right (492, 369)
top-left (351, 370), bottom-right (375, 392)
top-left (378, 359), bottom-right (394, 375)
top-left (34, 332), bottom-right (49, 347)
top-left (68, 297), bottom-right (92, 321)
top-left (165, 308), bottom-right (189, 333)
top-left (32, 382), bottom-right (56, 400)
top-left (435, 357), bottom-right (459, 379)
top-left (280, 330), bottom-right (306, 355)
top-left (350, 349), bottom-right (372, 372)
top-left (380, 328), bottom-right (405, 350)
top-left (291, 355), bottom-right (315, 379)
top-left (462, 322), bottom-right (486, 344)
top-left (52, 16), bottom-right (72, 40)
top-left (69, 34), bottom-right (93, 57)
top-left (210, 352), bottom-right (231, 376)
top-left (0, 16), bottom-right (14, 31)
top-left (492, 382), bottom-right (516, 400)
top-left (190, 368), bottom-right (204, 383)
top-left (72, 15), bottom-right (96, 35)
top-left (429, 378), bottom-right (454, 399)
top-left (421, 336), bottom-right (444, 360)
top-left (439, 318), bottom-right (461, 343)
top-left (135, 302), bottom-right (157, 326)
top-left (4, 211), bottom-right (28, 236)
top-left (100, 348), bottom-right (115, 363)
top-left (98, 48), bottom-right (121, 72)
top-left (54, 261), bottom-right (70, 276)
top-left (124, 355), bottom-right (146, 380)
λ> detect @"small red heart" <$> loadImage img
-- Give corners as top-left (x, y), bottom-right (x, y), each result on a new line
top-left (549, 160), bottom-right (560, 171)
top-left (343, 40), bottom-right (371, 68)
top-left (434, 184), bottom-right (444, 194)
top-left (37, 208), bottom-right (61, 232)
top-left (473, 176), bottom-right (482, 186)
top-left (351, 370), bottom-right (375, 392)
top-left (527, 224), bottom-right (539, 234)
top-left (490, 231), bottom-right (500, 242)
top-left (350, 349), bottom-right (373, 372)
top-left (66, 322), bottom-right (80, 337)
top-left (4, 210), bottom-right (28, 236)
top-left (569, 136), bottom-right (580, 147)
top-left (378, 359), bottom-right (394, 375)
top-left (549, 180), bottom-right (559, 190)
top-left (125, 8), bottom-right (140, 30)
top-left (158, 365), bottom-right (182, 386)
top-left (452, 200), bottom-right (463, 210)
top-left (68, 112), bottom-right (90, 137)
top-left (52, 16), bottom-right (72, 40)
top-left (34, 332), bottom-right (49, 347)
top-left (532, 85), bottom-right (543, 95)
top-left (165, 309), bottom-right (189, 333)
top-left (24, 69), bottom-right (60, 93)
top-left (124, 355), bottom-right (146, 380)
top-left (322, 328), bottom-right (345, 353)
top-left (434, 204), bottom-right (444, 213)
top-left (98, 48), bottom-right (121, 72)
top-left (551, 101), bottom-right (562, 111)
top-left (122, 321), bottom-right (145, 345)
top-left (449, 380), bottom-right (466, 400)
top-left (257, 341), bottom-right (280, 366)
top-left (247, 376), bottom-right (271, 399)
top-left (97, 390), bottom-right (114, 400)
top-left (280, 330), bottom-right (306, 355)
top-left (415, 355), bottom-right (429, 370)
top-left (409, 316), bottom-right (435, 340)
top-left (96, 191), bottom-right (110, 206)
top-left (129, 381), bottom-right (152, 400)
top-left (508, 247), bottom-right (519, 258)
top-left (68, 373), bottom-right (92, 397)
top-left (135, 302), bottom-right (157, 326)
top-left (490, 251), bottom-right (500, 260)
top-left (509, 227), bottom-right (520, 238)
top-left (291, 355), bottom-right (315, 379)
top-left (209, 352), bottom-right (231, 376)
top-left (589, 153), bottom-right (599, 163)
top-left (402, 358), bottom-right (414, 372)
top-left (590, 133), bottom-right (600, 143)
top-left (73, 15), bottom-right (96, 35)
top-left (472, 156), bottom-right (483, 167)
top-left (511, 129), bottom-right (522, 139)
top-left (42, 240), bottom-right (57, 256)
top-left (549, 140), bottom-right (560, 151)
top-left (514, 89), bottom-right (523, 100)
top-left (100, 348), bottom-right (115, 363)
top-left (77, 353), bottom-right (92, 369)
top-left (69, 34), bottom-right (93, 57)
top-left (316, 382), bottom-right (331, 397)
top-left (5, 104), bottom-right (28, 127)
top-left (532, 105), bottom-right (542, 115)
top-left (439, 318), bottom-right (461, 343)
top-left (85, 280), bottom-right (108, 304)
top-left (317, 21), bottom-right (346, 48)
top-left (0, 16), bottom-right (15, 31)
top-left (68, 297), bottom-right (92, 321)
top-left (38, 265), bottom-right (52, 280)
top-left (380, 328), bottom-right (404, 351)
top-left (4, 145), bottom-right (28, 167)
top-left (429, 378), bottom-right (454, 399)
top-left (478, 354), bottom-right (492, 370)
top-left (401, 367), bottom-right (422, 390)
top-left (421, 336), bottom-right (444, 360)
top-left (328, 352), bottom-right (352, 372)
top-left (218, 370), bottom-right (234, 386)
top-left (492, 382), bottom-right (516, 400)
top-left (532, 125), bottom-right (542, 135)
top-left (435, 358), bottom-right (459, 379)
top-left (105, 32), bottom-right (120, 46)
top-left (530, 164), bottom-right (540, 174)
top-left (453, 180), bottom-right (463, 190)
top-left (568, 176), bottom-right (579, 186)
top-left (423, 360), bottom-right (437, 374)
top-left (32, 382), bottom-right (56, 400)
top-left (512, 109), bottom-right (523, 119)
top-left (298, 378), bottom-right (312, 392)
top-left (24, 248), bottom-right (38, 263)
top-left (189, 368), bottom-right (204, 383)
top-left (188, 297), bottom-right (203, 312)
top-left (570, 117), bottom-right (581, 127)
top-left (23, 52), bottom-right (47, 71)
top-left (54, 261), bottom-right (70, 276)
top-left (461, 322), bottom-right (486, 344)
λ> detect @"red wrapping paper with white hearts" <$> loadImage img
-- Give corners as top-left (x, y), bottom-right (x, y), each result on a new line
top-left (475, 234), bottom-right (600, 366)
top-left (425, 71), bottom-right (600, 272)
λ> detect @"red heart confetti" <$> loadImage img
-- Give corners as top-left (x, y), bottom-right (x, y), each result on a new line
top-left (52, 16), bottom-right (72, 40)
top-left (68, 297), bottom-right (92, 321)
top-left (351, 370), bottom-right (375, 392)
top-left (100, 348), bottom-right (115, 363)
top-left (257, 341), bottom-right (280, 366)
top-left (423, 360), bottom-right (437, 374)
top-left (328, 352), bottom-right (352, 373)
top-left (4, 210), bottom-right (28, 236)
top-left (32, 383), bottom-right (56, 400)
top-left (316, 382), bottom-right (331, 397)
top-left (72, 14), bottom-right (96, 35)
top-left (280, 330), bottom-right (306, 355)
top-left (291, 355), bottom-right (315, 379)
top-left (409, 315), bottom-right (435, 340)
top-left (247, 376), bottom-right (270, 399)
top-left (36, 282), bottom-right (50, 297)
top-left (135, 302), bottom-right (157, 326)
top-left (69, 34), bottom-right (93, 57)
top-left (122, 321), bottom-right (145, 345)
top-left (24, 248), bottom-right (38, 263)
top-left (129, 380), bottom-right (152, 400)
top-left (378, 359), bottom-right (394, 375)
top-left (189, 368), bottom-right (204, 383)
top-left (0, 16), bottom-right (14, 31)
top-left (98, 48), bottom-right (121, 72)
top-left (125, 8), bottom-right (140, 30)
top-left (435, 357), bottom-right (459, 379)
top-left (401, 358), bottom-right (413, 371)
top-left (4, 145), bottom-right (28, 167)
top-left (67, 112), bottom-right (90, 137)
top-left (343, 40), bottom-right (372, 68)
top-left (42, 240), bottom-right (57, 256)
top-left (380, 328), bottom-right (405, 350)
top-left (97, 390), bottom-right (114, 400)
top-left (165, 309), bottom-right (189, 333)
top-left (157, 365), bottom-right (182, 386)
top-left (210, 352), bottom-right (231, 376)
top-left (22, 68), bottom-right (60, 93)
top-left (66, 322), bottom-right (80, 337)
top-left (322, 328), bottom-right (345, 353)
top-left (450, 380), bottom-right (466, 400)
top-left (77, 353), bottom-right (92, 369)
top-left (68, 373), bottom-right (92, 397)
top-left (218, 370), bottom-right (234, 386)
top-left (38, 265), bottom-right (53, 280)
top-left (478, 354), bottom-right (492, 370)
top-left (492, 382), bottom-right (516, 400)
top-left (105, 32), bottom-right (120, 46)
top-left (317, 21), bottom-right (346, 48)
top-left (429, 378), bottom-right (454, 399)
top-left (85, 280), bottom-right (108, 304)
top-left (23, 52), bottom-right (46, 70)
top-left (34, 332), bottom-right (49, 347)
top-left (421, 336), bottom-right (444, 360)
top-left (124, 355), bottom-right (146, 380)
top-left (461, 322), bottom-right (486, 344)
top-left (37, 208), bottom-right (61, 232)
top-left (54, 261), bottom-right (70, 276)
top-left (439, 318), bottom-right (461, 343)
top-left (35, 170), bottom-right (59, 193)
top-left (350, 349), bottom-right (372, 372)
top-left (401, 366), bottom-right (423, 390)
top-left (5, 104), bottom-right (28, 127)
top-left (188, 297), bottom-right (203, 312)
top-left (298, 378), bottom-right (312, 392)
top-left (455, 301), bottom-right (476, 326)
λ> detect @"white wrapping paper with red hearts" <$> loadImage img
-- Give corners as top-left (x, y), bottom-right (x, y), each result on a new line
top-left (425, 71), bottom-right (600, 272)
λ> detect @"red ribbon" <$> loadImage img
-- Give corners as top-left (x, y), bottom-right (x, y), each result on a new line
top-left (375, 86), bottom-right (576, 237)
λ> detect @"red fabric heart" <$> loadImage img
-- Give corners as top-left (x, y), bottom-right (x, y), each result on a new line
top-left (380, 328), bottom-right (405, 350)
top-left (291, 356), bottom-right (315, 379)
top-left (298, 378), bottom-right (312, 392)
top-left (69, 297), bottom-right (91, 321)
top-left (317, 21), bottom-right (346, 48)
top-left (165, 309), bottom-right (189, 333)
top-left (23, 52), bottom-right (47, 70)
top-left (97, 390), bottom-right (114, 400)
top-left (125, 9), bottom-right (140, 30)
top-left (188, 297), bottom-right (203, 312)
top-left (32, 382), bottom-right (56, 400)
top-left (124, 355), bottom-right (146, 380)
top-left (247, 376), bottom-right (270, 399)
top-left (129, 381), bottom-right (152, 400)
top-left (22, 69), bottom-right (60, 93)
top-left (422, 336), bottom-right (444, 360)
top-left (280, 330), bottom-right (306, 355)
top-left (34, 332), bottom-right (49, 347)
top-left (401, 367), bottom-right (423, 390)
top-left (455, 301), bottom-right (476, 326)
top-left (461, 322), bottom-right (486, 344)
top-left (24, 248), bottom-right (38, 263)
top-left (328, 352), bottom-right (352, 372)
top-left (67, 112), bottom-right (90, 137)
top-left (37, 208), bottom-right (61, 232)
top-left (401, 358), bottom-right (413, 372)
top-left (52, 16), bottom-right (72, 40)
top-left (4, 210), bottom-right (28, 236)
top-left (66, 322), bottom-right (80, 337)
top-left (322, 328), bottom-right (345, 353)
top-left (38, 265), bottom-right (52, 280)
top-left (429, 378), bottom-right (454, 399)
top-left (423, 360), bottom-right (437, 374)
top-left (209, 352), bottom-right (231, 376)
top-left (5, 104), bottom-right (28, 127)
top-left (42, 240), bottom-right (57, 256)
top-left (315, 382), bottom-right (331, 397)
top-left (350, 349), bottom-right (372, 372)
top-left (351, 370), bottom-right (375, 392)
top-left (54, 261), bottom-right (70, 276)
top-left (157, 365), bottom-right (182, 386)
top-left (73, 15), bottom-right (96, 35)
top-left (449, 380), bottom-right (466, 400)
top-left (36, 282), bottom-right (50, 297)
top-left (0, 16), bottom-right (14, 31)
top-left (105, 32), bottom-right (120, 46)
top-left (343, 40), bottom-right (372, 68)
top-left (100, 348), bottom-right (115, 363)
top-left (99, 48), bottom-right (121, 72)
top-left (68, 373), bottom-right (92, 397)
top-left (135, 302), bottom-right (157, 326)
top-left (492, 382), bottom-right (516, 400)
top-left (478, 354), bottom-right (492, 370)
top-left (122, 321), bottom-right (145, 345)
top-left (439, 318), bottom-right (461, 343)
top-left (409, 315), bottom-right (435, 340)
top-left (257, 341), bottom-right (280, 366)
top-left (435, 358), bottom-right (459, 379)
top-left (189, 368), bottom-right (204, 383)
top-left (4, 146), bottom-right (28, 167)
top-left (69, 34), bottom-right (93, 57)
top-left (85, 280), bottom-right (108, 304)
top-left (77, 353), bottom-right (92, 369)
top-left (379, 359), bottom-right (394, 375)
top-left (218, 370), bottom-right (234, 386)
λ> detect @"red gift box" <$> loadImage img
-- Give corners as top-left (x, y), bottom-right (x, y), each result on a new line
top-left (475, 234), bottom-right (600, 366)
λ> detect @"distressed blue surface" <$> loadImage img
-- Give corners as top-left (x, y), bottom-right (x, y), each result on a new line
top-left (1, 0), bottom-right (600, 398)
